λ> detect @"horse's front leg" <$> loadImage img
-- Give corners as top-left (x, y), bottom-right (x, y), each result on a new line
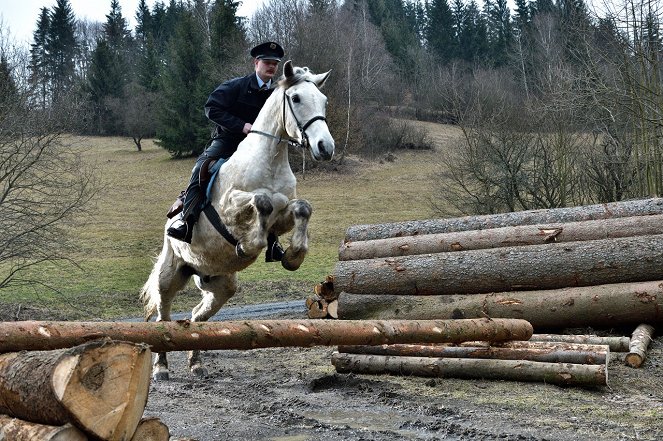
top-left (188, 274), bottom-right (237, 377)
top-left (224, 190), bottom-right (273, 258)
top-left (279, 199), bottom-right (312, 271)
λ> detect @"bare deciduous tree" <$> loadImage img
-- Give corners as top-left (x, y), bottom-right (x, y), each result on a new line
top-left (0, 37), bottom-right (97, 289)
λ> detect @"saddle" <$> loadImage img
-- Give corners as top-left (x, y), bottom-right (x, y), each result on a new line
top-left (166, 158), bottom-right (227, 219)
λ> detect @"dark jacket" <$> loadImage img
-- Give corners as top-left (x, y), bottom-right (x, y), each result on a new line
top-left (204, 73), bottom-right (274, 157)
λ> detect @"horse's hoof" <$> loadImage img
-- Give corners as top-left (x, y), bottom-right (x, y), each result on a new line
top-left (281, 248), bottom-right (305, 271)
top-left (153, 369), bottom-right (170, 381)
top-left (191, 364), bottom-right (208, 378)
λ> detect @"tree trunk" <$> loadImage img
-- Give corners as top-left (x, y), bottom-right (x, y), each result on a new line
top-left (0, 340), bottom-right (151, 441)
top-left (331, 352), bottom-right (607, 387)
top-left (130, 417), bottom-right (170, 441)
top-left (344, 197), bottom-right (663, 242)
top-left (0, 415), bottom-right (87, 441)
top-left (625, 324), bottom-right (655, 368)
top-left (338, 342), bottom-right (608, 365)
top-left (0, 319), bottom-right (533, 352)
top-left (336, 280), bottom-right (663, 329)
top-left (334, 235), bottom-right (663, 295)
top-left (339, 214), bottom-right (663, 261)
top-left (529, 334), bottom-right (630, 352)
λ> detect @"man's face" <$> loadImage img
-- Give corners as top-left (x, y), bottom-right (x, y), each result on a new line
top-left (255, 59), bottom-right (279, 82)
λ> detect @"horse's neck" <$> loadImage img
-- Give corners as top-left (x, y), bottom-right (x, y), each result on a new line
top-left (220, 89), bottom-right (295, 191)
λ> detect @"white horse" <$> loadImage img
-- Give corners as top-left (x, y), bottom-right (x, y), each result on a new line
top-left (141, 61), bottom-right (334, 380)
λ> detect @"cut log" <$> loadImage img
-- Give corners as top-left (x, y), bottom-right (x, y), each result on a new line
top-left (339, 214), bottom-right (663, 260)
top-left (625, 324), bottom-right (655, 368)
top-left (529, 334), bottom-right (630, 352)
top-left (130, 417), bottom-right (169, 441)
top-left (313, 275), bottom-right (337, 301)
top-left (307, 300), bottom-right (328, 319)
top-left (331, 352), bottom-right (607, 387)
top-left (336, 280), bottom-right (663, 329)
top-left (334, 235), bottom-right (663, 296)
top-left (0, 415), bottom-right (87, 441)
top-left (0, 340), bottom-right (151, 441)
top-left (0, 319), bottom-right (533, 352)
top-left (327, 300), bottom-right (339, 319)
top-left (338, 342), bottom-right (609, 365)
top-left (345, 197), bottom-right (663, 242)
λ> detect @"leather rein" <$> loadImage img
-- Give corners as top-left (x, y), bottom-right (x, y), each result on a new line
top-left (249, 80), bottom-right (326, 150)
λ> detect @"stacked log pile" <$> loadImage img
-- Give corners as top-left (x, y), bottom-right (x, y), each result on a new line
top-left (334, 198), bottom-right (663, 329)
top-left (329, 199), bottom-right (663, 384)
top-left (0, 339), bottom-right (173, 441)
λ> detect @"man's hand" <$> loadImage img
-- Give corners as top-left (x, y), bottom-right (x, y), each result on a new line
top-left (243, 123), bottom-right (252, 135)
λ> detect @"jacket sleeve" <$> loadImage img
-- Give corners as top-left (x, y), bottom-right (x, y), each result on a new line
top-left (204, 79), bottom-right (246, 134)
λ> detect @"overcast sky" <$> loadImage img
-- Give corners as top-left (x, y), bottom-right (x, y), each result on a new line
top-left (0, 0), bottom-right (264, 45)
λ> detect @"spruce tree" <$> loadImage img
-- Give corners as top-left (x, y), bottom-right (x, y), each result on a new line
top-left (426, 0), bottom-right (456, 63)
top-left (157, 9), bottom-right (212, 157)
top-left (0, 53), bottom-right (18, 113)
top-left (209, 0), bottom-right (244, 65)
top-left (29, 7), bottom-right (51, 109)
top-left (46, 0), bottom-right (78, 103)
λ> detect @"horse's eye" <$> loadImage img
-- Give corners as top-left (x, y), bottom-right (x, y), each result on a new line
top-left (292, 95), bottom-right (300, 103)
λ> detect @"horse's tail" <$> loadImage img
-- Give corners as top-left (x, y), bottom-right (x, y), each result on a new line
top-left (140, 242), bottom-right (171, 321)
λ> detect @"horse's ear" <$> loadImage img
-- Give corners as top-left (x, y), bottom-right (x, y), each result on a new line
top-left (284, 60), bottom-right (294, 79)
top-left (312, 70), bottom-right (331, 89)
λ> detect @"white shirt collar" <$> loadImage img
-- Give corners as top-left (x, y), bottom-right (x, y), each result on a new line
top-left (256, 74), bottom-right (270, 89)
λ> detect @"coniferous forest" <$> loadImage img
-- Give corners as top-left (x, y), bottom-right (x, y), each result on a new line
top-left (2, 0), bottom-right (663, 215)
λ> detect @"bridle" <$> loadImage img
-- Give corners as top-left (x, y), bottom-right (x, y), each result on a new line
top-left (249, 80), bottom-right (327, 150)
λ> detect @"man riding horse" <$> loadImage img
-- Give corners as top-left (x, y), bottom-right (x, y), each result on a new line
top-left (168, 41), bottom-right (286, 263)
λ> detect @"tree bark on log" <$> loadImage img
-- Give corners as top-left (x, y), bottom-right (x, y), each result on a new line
top-left (529, 334), bottom-right (630, 352)
top-left (336, 280), bottom-right (663, 329)
top-left (0, 319), bottom-right (533, 352)
top-left (129, 417), bottom-right (170, 441)
top-left (345, 197), bottom-right (663, 242)
top-left (339, 214), bottom-right (663, 261)
top-left (0, 415), bottom-right (87, 441)
top-left (337, 342), bottom-right (608, 365)
top-left (331, 352), bottom-right (608, 387)
top-left (0, 340), bottom-right (151, 441)
top-left (334, 235), bottom-right (663, 295)
top-left (625, 324), bottom-right (655, 368)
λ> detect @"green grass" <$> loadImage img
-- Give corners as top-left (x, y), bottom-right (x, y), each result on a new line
top-left (0, 126), bottom-right (461, 319)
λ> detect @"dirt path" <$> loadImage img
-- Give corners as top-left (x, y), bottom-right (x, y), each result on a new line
top-left (140, 305), bottom-right (663, 441)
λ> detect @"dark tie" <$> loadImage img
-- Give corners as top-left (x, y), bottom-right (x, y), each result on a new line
top-left (260, 83), bottom-right (268, 91)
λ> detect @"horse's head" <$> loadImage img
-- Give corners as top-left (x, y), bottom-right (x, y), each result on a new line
top-left (279, 61), bottom-right (335, 162)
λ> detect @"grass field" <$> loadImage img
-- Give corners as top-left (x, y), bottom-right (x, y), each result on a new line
top-left (0, 123), bottom-right (462, 319)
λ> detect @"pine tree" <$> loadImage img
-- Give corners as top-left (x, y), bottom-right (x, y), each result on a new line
top-left (29, 7), bottom-right (51, 109)
top-left (135, 0), bottom-right (154, 43)
top-left (458, 0), bottom-right (489, 63)
top-left (157, 9), bottom-right (212, 157)
top-left (46, 0), bottom-right (78, 103)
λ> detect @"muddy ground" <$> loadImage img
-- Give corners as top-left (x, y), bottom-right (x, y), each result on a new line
top-left (2, 302), bottom-right (662, 440)
top-left (140, 305), bottom-right (662, 441)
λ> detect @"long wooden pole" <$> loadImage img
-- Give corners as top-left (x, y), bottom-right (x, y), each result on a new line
top-left (344, 197), bottom-right (663, 242)
top-left (0, 319), bottom-right (533, 353)
top-left (331, 352), bottom-right (608, 386)
top-left (339, 214), bottom-right (663, 261)
top-left (337, 342), bottom-right (609, 365)
top-left (334, 235), bottom-right (663, 295)
top-left (336, 280), bottom-right (663, 328)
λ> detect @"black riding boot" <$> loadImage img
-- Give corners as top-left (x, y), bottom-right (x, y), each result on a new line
top-left (167, 186), bottom-right (203, 244)
top-left (265, 232), bottom-right (285, 262)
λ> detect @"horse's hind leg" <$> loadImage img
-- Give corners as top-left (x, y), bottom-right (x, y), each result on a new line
top-left (141, 244), bottom-right (192, 380)
top-left (187, 273), bottom-right (237, 377)
top-left (280, 199), bottom-right (312, 271)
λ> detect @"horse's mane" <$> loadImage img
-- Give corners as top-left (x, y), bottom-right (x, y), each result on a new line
top-left (278, 66), bottom-right (313, 89)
